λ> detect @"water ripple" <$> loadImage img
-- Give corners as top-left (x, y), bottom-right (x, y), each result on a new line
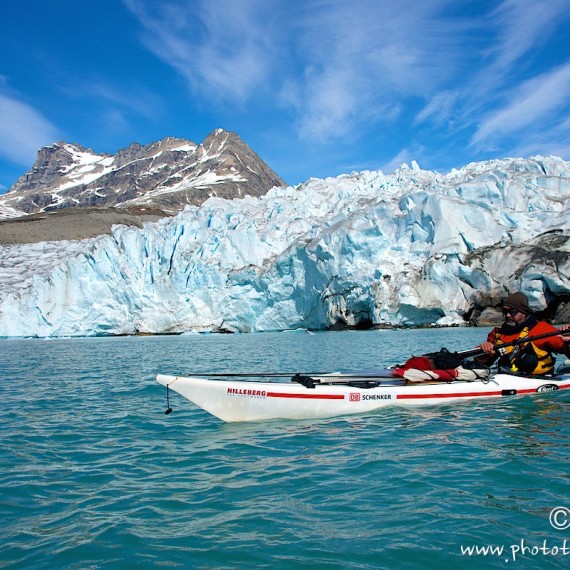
top-left (1, 332), bottom-right (569, 569)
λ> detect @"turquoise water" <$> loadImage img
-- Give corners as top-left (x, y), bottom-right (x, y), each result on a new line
top-left (1, 329), bottom-right (569, 569)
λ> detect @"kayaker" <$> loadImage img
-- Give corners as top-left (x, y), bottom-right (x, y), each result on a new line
top-left (478, 292), bottom-right (570, 376)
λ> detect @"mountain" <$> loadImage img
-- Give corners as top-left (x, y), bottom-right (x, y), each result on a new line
top-left (0, 129), bottom-right (285, 218)
top-left (0, 155), bottom-right (568, 338)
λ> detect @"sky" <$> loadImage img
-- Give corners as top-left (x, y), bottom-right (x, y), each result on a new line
top-left (1, 0), bottom-right (570, 193)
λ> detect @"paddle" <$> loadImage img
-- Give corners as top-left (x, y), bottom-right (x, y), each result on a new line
top-left (453, 328), bottom-right (565, 359)
top-left (183, 329), bottom-right (566, 380)
top-left (324, 329), bottom-right (567, 373)
top-left (402, 328), bottom-right (567, 371)
top-left (186, 371), bottom-right (330, 377)
top-left (184, 370), bottom-right (397, 379)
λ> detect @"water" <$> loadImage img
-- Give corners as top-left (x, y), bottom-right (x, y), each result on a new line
top-left (1, 329), bottom-right (569, 569)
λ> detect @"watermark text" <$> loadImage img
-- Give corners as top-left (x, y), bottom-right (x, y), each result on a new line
top-left (461, 539), bottom-right (569, 562)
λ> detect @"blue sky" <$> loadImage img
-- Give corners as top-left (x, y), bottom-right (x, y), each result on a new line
top-left (1, 0), bottom-right (570, 192)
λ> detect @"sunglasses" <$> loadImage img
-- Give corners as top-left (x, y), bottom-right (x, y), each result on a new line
top-left (502, 307), bottom-right (520, 316)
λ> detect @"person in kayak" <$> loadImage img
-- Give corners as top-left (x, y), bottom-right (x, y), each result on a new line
top-left (478, 292), bottom-right (570, 376)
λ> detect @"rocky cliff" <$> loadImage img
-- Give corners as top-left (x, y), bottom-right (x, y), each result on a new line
top-left (1, 129), bottom-right (285, 217)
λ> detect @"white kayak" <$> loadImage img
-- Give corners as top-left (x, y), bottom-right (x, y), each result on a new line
top-left (156, 370), bottom-right (570, 422)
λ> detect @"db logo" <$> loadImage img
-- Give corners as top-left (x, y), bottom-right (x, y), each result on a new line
top-left (350, 393), bottom-right (361, 402)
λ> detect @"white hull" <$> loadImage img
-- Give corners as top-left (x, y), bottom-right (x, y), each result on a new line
top-left (156, 372), bottom-right (570, 422)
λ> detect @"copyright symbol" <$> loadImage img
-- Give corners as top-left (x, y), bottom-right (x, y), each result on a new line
top-left (550, 507), bottom-right (570, 530)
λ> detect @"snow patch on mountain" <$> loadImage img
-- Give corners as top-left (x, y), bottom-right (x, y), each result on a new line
top-left (0, 204), bottom-right (26, 220)
top-left (55, 146), bottom-right (115, 191)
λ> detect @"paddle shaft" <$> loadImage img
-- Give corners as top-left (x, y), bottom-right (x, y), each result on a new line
top-left (185, 371), bottom-right (399, 379)
top-left (187, 372), bottom-right (330, 378)
top-left (457, 328), bottom-right (565, 359)
top-left (186, 329), bottom-right (566, 379)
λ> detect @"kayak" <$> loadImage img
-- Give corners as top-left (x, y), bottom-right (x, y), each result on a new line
top-left (156, 370), bottom-right (570, 422)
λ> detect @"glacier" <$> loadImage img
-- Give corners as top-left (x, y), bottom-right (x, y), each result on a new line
top-left (0, 156), bottom-right (569, 338)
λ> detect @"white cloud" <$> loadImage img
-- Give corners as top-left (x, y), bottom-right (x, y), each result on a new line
top-left (505, 114), bottom-right (570, 160)
top-left (83, 82), bottom-right (160, 120)
top-left (406, 0), bottom-right (570, 154)
top-left (124, 0), bottom-right (570, 153)
top-left (415, 91), bottom-right (460, 126)
top-left (380, 148), bottom-right (415, 175)
top-left (488, 0), bottom-right (569, 72)
top-left (297, 68), bottom-right (360, 141)
top-left (124, 0), bottom-right (275, 102)
top-left (0, 94), bottom-right (60, 166)
top-left (471, 63), bottom-right (570, 147)
top-left (291, 0), bottom-right (462, 140)
top-left (125, 0), bottom-right (463, 141)
top-left (513, 142), bottom-right (570, 161)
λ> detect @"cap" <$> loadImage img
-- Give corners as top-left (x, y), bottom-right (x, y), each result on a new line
top-left (503, 292), bottom-right (530, 314)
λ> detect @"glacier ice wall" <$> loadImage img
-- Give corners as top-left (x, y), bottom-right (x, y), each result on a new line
top-left (0, 156), bottom-right (569, 337)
